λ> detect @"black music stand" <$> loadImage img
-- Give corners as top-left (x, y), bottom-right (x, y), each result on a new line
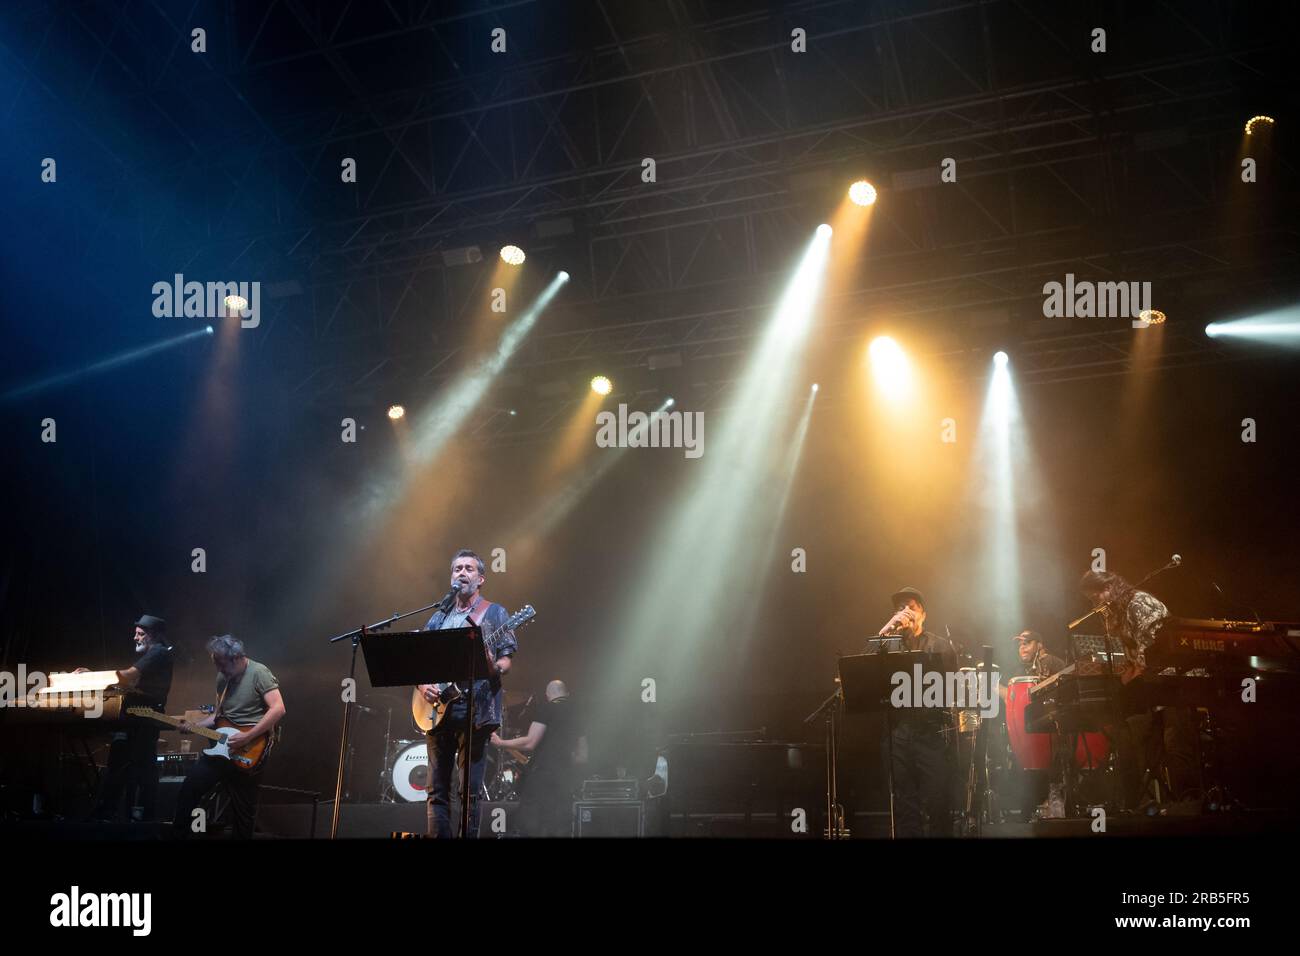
top-left (361, 624), bottom-right (486, 838)
top-left (327, 600), bottom-right (442, 839)
top-left (840, 646), bottom-right (947, 839)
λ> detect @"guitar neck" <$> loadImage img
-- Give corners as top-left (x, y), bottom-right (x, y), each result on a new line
top-left (128, 708), bottom-right (221, 742)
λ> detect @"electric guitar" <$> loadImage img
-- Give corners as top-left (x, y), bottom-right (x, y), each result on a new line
top-left (126, 707), bottom-right (275, 771)
top-left (411, 604), bottom-right (536, 733)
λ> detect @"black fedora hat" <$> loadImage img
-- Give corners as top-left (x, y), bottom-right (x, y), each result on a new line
top-left (133, 614), bottom-right (166, 636)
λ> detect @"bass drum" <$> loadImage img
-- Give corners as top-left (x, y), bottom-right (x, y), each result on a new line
top-left (389, 741), bottom-right (430, 803)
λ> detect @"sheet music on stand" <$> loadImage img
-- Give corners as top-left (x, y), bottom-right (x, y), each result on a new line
top-left (1072, 632), bottom-right (1127, 662)
top-left (864, 636), bottom-right (909, 655)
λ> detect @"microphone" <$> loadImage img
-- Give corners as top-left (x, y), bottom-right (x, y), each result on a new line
top-left (883, 610), bottom-right (914, 636)
top-left (1171, 554), bottom-right (1182, 567)
top-left (438, 581), bottom-right (462, 613)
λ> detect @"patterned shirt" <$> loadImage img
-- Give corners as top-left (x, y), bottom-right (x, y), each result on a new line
top-left (1099, 589), bottom-right (1169, 666)
top-left (424, 598), bottom-right (517, 730)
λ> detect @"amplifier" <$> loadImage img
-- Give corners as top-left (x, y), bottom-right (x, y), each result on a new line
top-left (158, 751), bottom-right (200, 782)
top-left (574, 801), bottom-right (643, 837)
top-left (580, 778), bottom-right (639, 801)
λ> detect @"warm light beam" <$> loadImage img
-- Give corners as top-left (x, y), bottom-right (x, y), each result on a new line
top-left (869, 335), bottom-right (913, 399)
top-left (408, 271), bottom-right (569, 466)
top-left (600, 226), bottom-right (832, 696)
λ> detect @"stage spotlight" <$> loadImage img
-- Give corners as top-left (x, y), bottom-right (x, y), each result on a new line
top-left (1138, 309), bottom-right (1166, 326)
top-left (817, 223), bottom-right (833, 238)
top-left (500, 245), bottom-right (526, 265)
top-left (849, 180), bottom-right (877, 206)
top-left (994, 350), bottom-right (1009, 366)
top-left (205, 325), bottom-right (214, 335)
top-left (558, 270), bottom-right (570, 282)
top-left (869, 336), bottom-right (912, 396)
top-left (591, 375), bottom-right (613, 396)
top-left (387, 404), bottom-right (406, 421)
top-left (1205, 307), bottom-right (1300, 345)
top-left (665, 397), bottom-right (675, 407)
top-left (509, 409), bottom-right (517, 416)
top-left (811, 383), bottom-right (819, 393)
top-left (223, 295), bottom-right (247, 316)
top-left (1245, 115), bottom-right (1275, 135)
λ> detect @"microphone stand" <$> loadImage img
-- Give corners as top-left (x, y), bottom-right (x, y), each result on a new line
top-left (1068, 557), bottom-right (1182, 633)
top-left (804, 680), bottom-right (845, 840)
top-left (327, 599), bottom-right (445, 839)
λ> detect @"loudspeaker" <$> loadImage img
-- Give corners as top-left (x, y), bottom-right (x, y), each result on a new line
top-left (573, 801), bottom-right (643, 837)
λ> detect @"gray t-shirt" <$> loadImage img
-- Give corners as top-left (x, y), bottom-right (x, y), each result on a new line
top-left (438, 605), bottom-right (474, 631)
top-left (216, 660), bottom-right (279, 727)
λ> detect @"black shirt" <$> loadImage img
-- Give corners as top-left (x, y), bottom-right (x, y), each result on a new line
top-left (1024, 649), bottom-right (1068, 679)
top-left (525, 699), bottom-right (583, 796)
top-left (866, 629), bottom-right (959, 728)
top-left (130, 643), bottom-right (173, 710)
top-left (903, 630), bottom-right (959, 671)
top-left (866, 629), bottom-right (959, 670)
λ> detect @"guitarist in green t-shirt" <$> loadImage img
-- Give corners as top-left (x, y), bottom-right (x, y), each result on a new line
top-left (172, 634), bottom-right (286, 839)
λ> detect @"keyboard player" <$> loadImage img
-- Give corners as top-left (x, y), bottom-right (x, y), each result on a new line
top-left (1078, 571), bottom-right (1196, 808)
top-left (74, 614), bottom-right (174, 823)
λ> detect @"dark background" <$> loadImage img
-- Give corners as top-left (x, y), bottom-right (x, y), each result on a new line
top-left (2, 0), bottom-right (1297, 812)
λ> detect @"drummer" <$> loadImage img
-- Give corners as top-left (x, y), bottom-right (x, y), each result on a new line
top-left (1013, 630), bottom-right (1067, 679)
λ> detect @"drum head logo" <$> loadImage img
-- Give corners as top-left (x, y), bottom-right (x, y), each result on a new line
top-left (391, 743), bottom-right (429, 802)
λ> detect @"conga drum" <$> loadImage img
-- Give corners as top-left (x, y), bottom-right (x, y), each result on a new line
top-left (1005, 676), bottom-right (1051, 770)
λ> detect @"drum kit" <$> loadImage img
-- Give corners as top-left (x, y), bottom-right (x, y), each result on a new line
top-left (379, 690), bottom-right (534, 804)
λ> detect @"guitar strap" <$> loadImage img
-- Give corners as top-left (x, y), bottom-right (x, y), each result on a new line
top-left (215, 675), bottom-right (232, 719)
top-left (468, 597), bottom-right (491, 630)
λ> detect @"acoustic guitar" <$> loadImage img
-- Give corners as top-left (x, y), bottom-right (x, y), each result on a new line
top-left (411, 604), bottom-right (536, 733)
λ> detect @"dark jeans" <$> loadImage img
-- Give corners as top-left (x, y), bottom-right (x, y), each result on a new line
top-left (172, 753), bottom-right (263, 839)
top-left (426, 720), bottom-right (493, 838)
top-left (885, 718), bottom-right (953, 837)
top-left (1115, 707), bottom-right (1197, 806)
top-left (95, 725), bottom-right (160, 822)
